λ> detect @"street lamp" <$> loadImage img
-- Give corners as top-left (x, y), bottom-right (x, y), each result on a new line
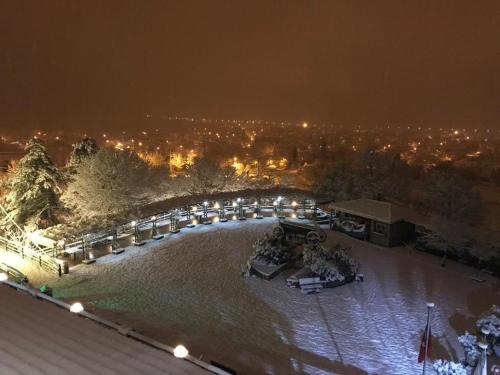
top-left (152, 216), bottom-right (164, 240)
top-left (170, 210), bottom-right (180, 233)
top-left (237, 198), bottom-right (246, 220)
top-left (203, 201), bottom-right (211, 224)
top-left (132, 221), bottom-right (145, 246)
top-left (255, 199), bottom-right (263, 219)
top-left (298, 199), bottom-right (306, 220)
top-left (277, 196), bottom-right (285, 219)
top-left (186, 205), bottom-right (196, 228)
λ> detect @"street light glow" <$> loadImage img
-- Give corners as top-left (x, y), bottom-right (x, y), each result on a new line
top-left (70, 302), bottom-right (84, 313)
top-left (173, 345), bottom-right (189, 358)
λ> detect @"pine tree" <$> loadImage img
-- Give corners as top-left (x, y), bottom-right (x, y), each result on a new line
top-left (1, 138), bottom-right (62, 228)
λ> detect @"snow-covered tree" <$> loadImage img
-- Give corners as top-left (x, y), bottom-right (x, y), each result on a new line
top-left (253, 233), bottom-right (290, 265)
top-left (182, 157), bottom-right (259, 195)
top-left (313, 150), bottom-right (412, 202)
top-left (303, 244), bottom-right (357, 283)
top-left (355, 150), bottom-right (412, 202)
top-left (61, 148), bottom-right (165, 223)
top-left (66, 137), bottom-right (99, 172)
top-left (1, 138), bottom-right (62, 228)
top-left (313, 161), bottom-right (358, 201)
top-left (423, 164), bottom-right (481, 224)
top-left (432, 359), bottom-right (467, 375)
top-left (458, 331), bottom-right (480, 366)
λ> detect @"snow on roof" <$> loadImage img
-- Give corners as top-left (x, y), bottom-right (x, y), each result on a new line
top-left (331, 199), bottom-right (409, 224)
top-left (0, 283), bottom-right (215, 375)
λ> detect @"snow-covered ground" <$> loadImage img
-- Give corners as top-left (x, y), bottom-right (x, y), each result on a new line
top-left (46, 218), bottom-right (499, 375)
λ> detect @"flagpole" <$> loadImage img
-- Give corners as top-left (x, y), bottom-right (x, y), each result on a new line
top-left (423, 302), bottom-right (434, 375)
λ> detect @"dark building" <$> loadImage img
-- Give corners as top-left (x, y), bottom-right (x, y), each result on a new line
top-left (331, 199), bottom-right (415, 247)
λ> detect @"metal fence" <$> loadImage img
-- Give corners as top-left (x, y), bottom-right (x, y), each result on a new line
top-left (64, 196), bottom-right (324, 256)
top-left (0, 236), bottom-right (65, 276)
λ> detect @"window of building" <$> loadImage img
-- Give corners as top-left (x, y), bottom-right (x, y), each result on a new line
top-left (373, 222), bottom-right (387, 235)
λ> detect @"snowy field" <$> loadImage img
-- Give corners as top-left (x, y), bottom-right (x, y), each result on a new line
top-left (46, 218), bottom-right (499, 375)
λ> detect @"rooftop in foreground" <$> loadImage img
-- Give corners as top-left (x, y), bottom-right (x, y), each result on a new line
top-left (0, 282), bottom-right (219, 375)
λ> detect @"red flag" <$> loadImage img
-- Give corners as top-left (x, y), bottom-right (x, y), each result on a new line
top-left (418, 326), bottom-right (432, 363)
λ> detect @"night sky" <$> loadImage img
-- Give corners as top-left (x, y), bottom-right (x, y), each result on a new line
top-left (1, 1), bottom-right (499, 131)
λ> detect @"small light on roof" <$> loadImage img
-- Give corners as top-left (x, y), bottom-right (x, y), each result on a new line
top-left (173, 345), bottom-right (189, 358)
top-left (70, 302), bottom-right (84, 313)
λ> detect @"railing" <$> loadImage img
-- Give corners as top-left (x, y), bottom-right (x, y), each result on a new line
top-left (64, 196), bottom-right (326, 255)
top-left (0, 236), bottom-right (64, 276)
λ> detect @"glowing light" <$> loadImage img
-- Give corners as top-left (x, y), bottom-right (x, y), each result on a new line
top-left (291, 201), bottom-right (297, 207)
top-left (454, 130), bottom-right (459, 135)
top-left (214, 202), bottom-right (220, 209)
top-left (192, 206), bottom-right (198, 212)
top-left (232, 201), bottom-right (237, 207)
top-left (0, 272), bottom-right (8, 282)
top-left (173, 345), bottom-right (189, 358)
top-left (89, 252), bottom-right (94, 260)
top-left (203, 201), bottom-right (208, 206)
top-left (302, 122), bottom-right (308, 128)
top-left (70, 302), bottom-right (84, 313)
top-left (131, 221), bottom-right (137, 226)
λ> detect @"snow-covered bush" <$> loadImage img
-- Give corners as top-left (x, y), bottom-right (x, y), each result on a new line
top-left (458, 331), bottom-right (480, 366)
top-left (476, 305), bottom-right (500, 354)
top-left (303, 244), bottom-right (357, 282)
top-left (432, 359), bottom-right (467, 375)
top-left (253, 235), bottom-right (290, 265)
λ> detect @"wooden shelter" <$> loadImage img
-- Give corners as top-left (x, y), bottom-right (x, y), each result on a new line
top-left (331, 199), bottom-right (415, 247)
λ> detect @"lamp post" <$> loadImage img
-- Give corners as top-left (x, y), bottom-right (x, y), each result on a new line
top-left (133, 221), bottom-right (145, 246)
top-left (186, 205), bottom-right (195, 228)
top-left (255, 199), bottom-right (263, 219)
top-left (298, 198), bottom-right (306, 220)
top-left (219, 201), bottom-right (228, 222)
top-left (237, 198), bottom-right (246, 220)
top-left (81, 235), bottom-right (86, 261)
top-left (277, 196), bottom-right (285, 219)
top-left (170, 210), bottom-right (180, 233)
top-left (152, 216), bottom-right (164, 240)
top-left (422, 302), bottom-right (434, 375)
top-left (203, 201), bottom-right (211, 224)
top-left (232, 200), bottom-right (238, 220)
top-left (473, 342), bottom-right (488, 375)
top-left (111, 225), bottom-right (124, 254)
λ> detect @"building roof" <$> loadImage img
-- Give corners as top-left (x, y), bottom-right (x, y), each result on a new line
top-left (331, 199), bottom-right (409, 224)
top-left (0, 282), bottom-right (222, 375)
